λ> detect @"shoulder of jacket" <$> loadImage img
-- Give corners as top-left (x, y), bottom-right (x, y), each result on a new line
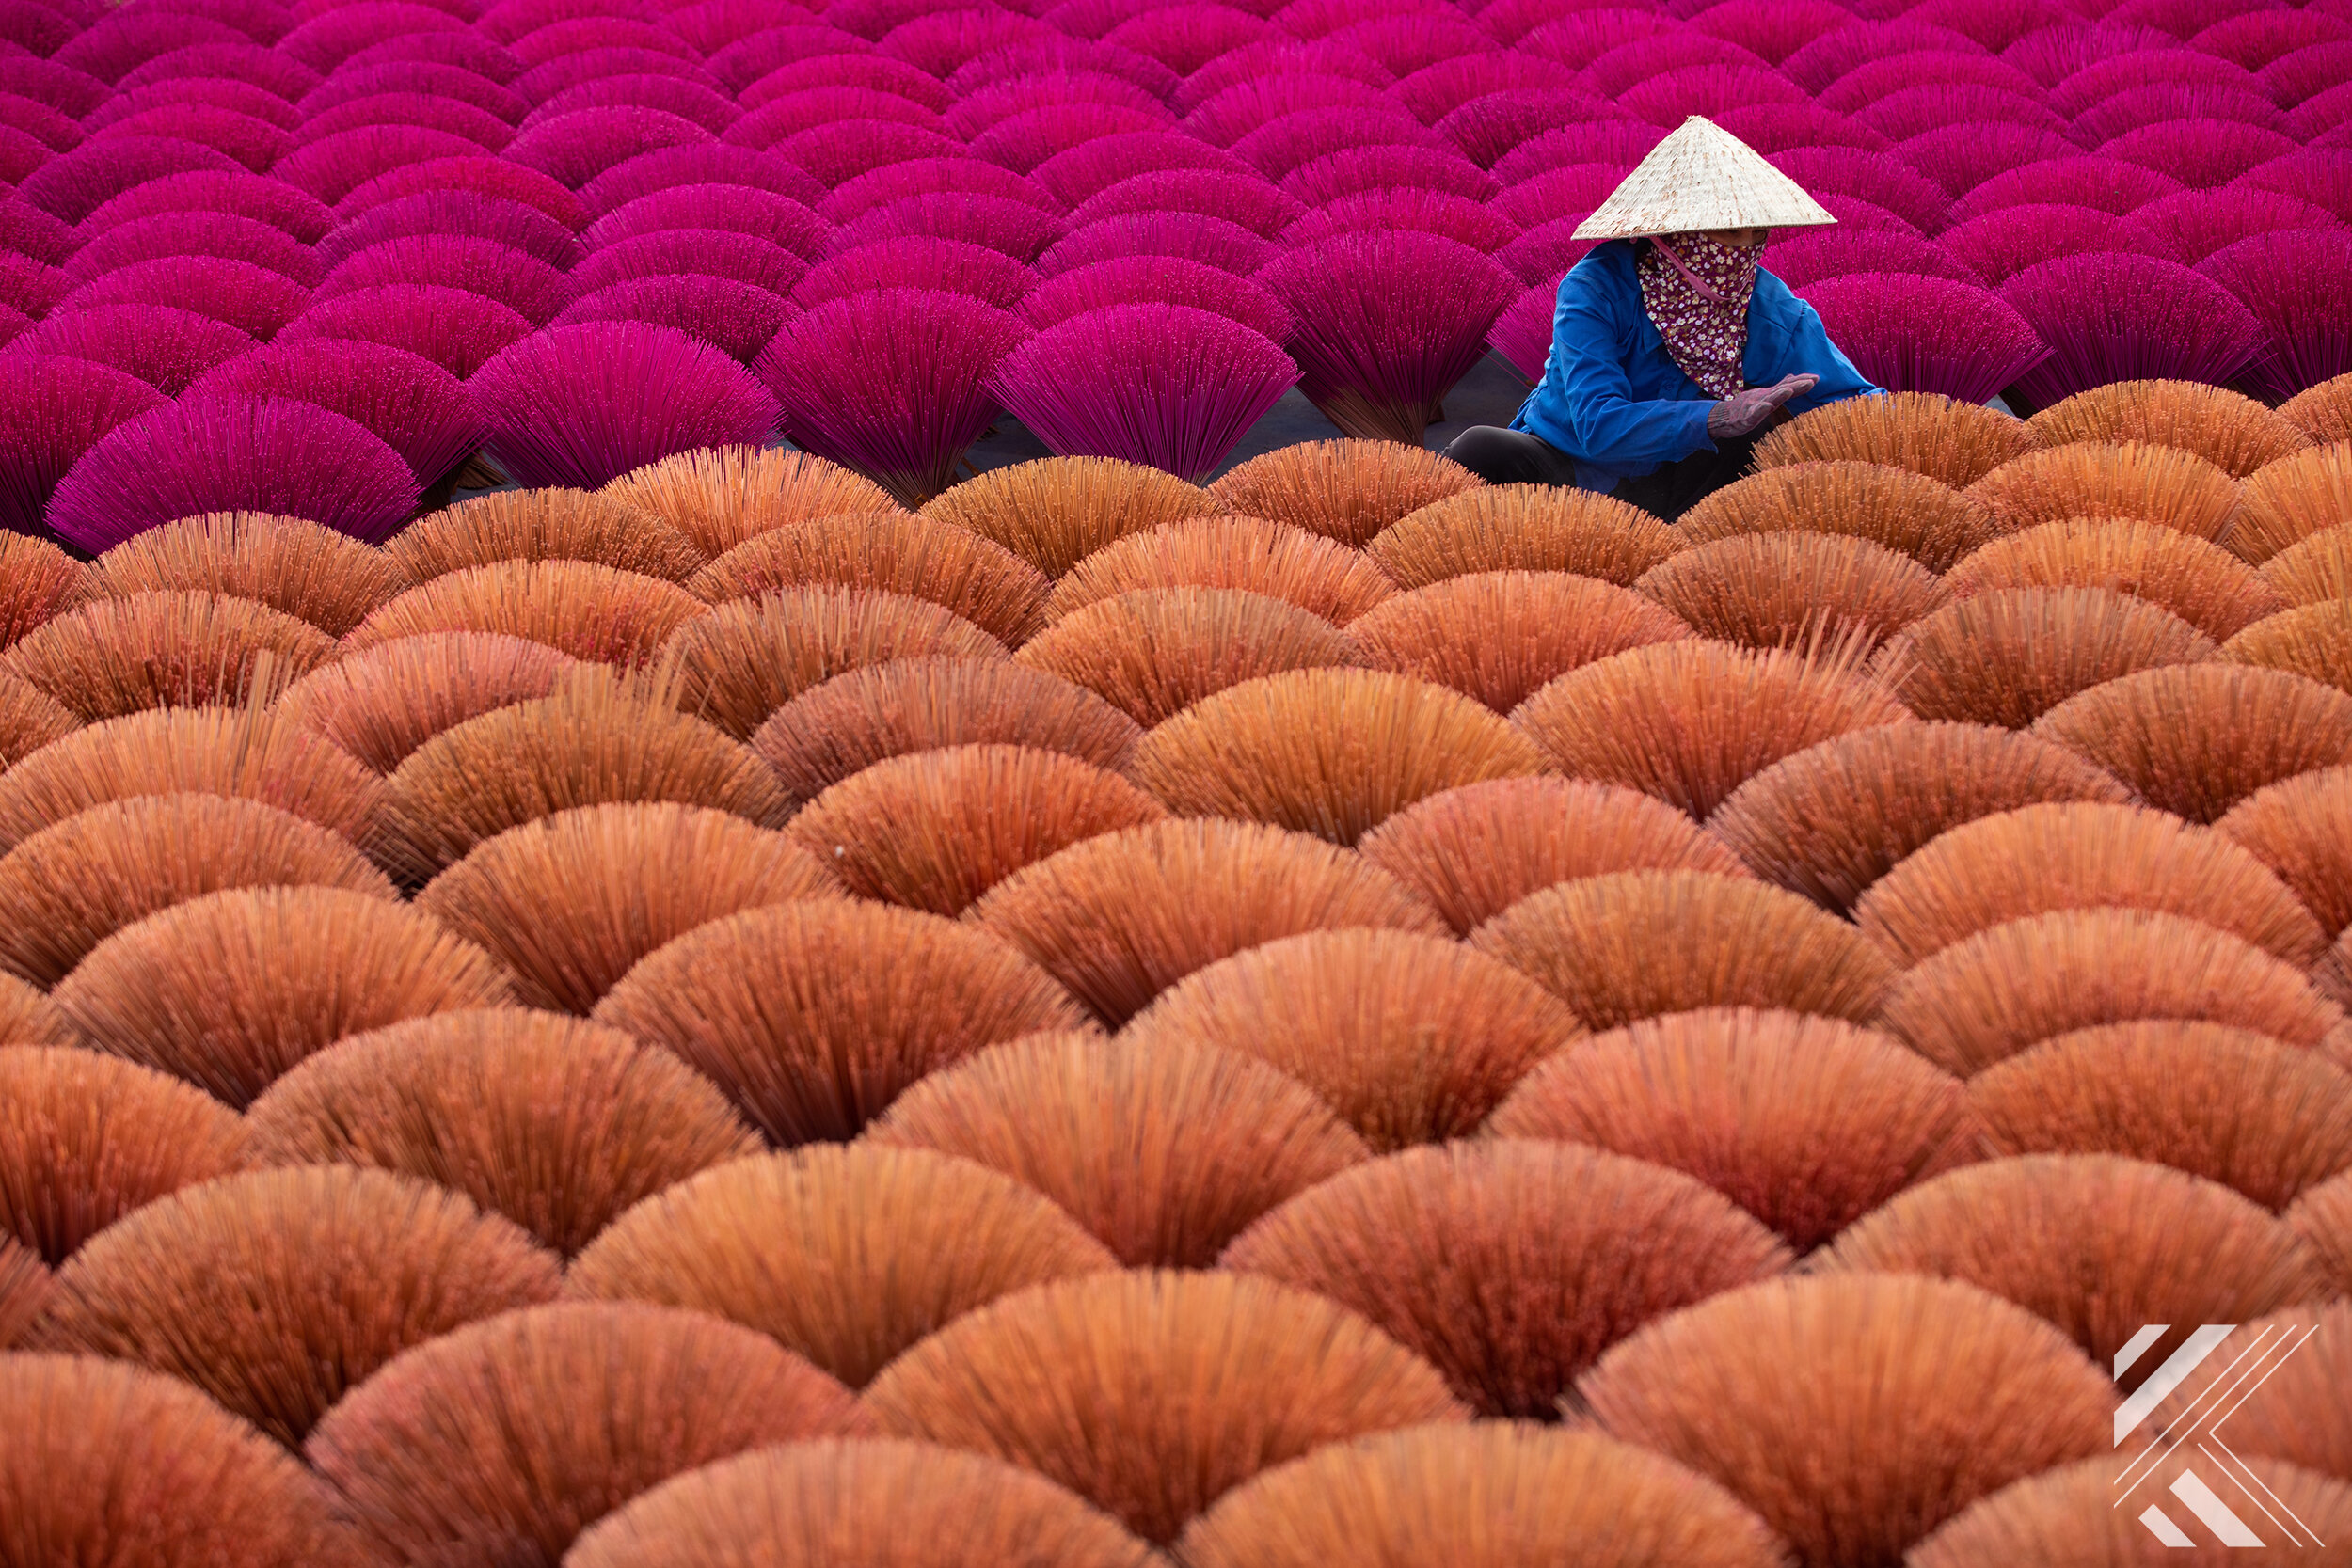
top-left (1561, 239), bottom-right (1639, 303)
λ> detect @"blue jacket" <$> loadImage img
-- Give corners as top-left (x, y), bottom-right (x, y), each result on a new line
top-left (1509, 239), bottom-right (1883, 491)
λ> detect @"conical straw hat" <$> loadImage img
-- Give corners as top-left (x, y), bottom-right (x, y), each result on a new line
top-left (1572, 116), bottom-right (1838, 242)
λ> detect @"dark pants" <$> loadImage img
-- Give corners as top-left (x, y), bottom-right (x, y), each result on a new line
top-left (1441, 425), bottom-right (1764, 522)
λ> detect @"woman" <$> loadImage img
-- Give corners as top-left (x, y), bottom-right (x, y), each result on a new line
top-left (1445, 117), bottom-right (1882, 521)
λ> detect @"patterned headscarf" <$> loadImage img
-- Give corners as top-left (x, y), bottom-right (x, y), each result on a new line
top-left (1635, 230), bottom-right (1763, 398)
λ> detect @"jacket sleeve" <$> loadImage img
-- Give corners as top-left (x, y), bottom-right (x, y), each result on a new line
top-left (1518, 263), bottom-right (1717, 467)
top-left (1756, 277), bottom-right (1883, 415)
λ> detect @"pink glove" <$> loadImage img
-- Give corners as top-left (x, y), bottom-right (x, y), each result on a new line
top-left (1707, 373), bottom-right (1819, 438)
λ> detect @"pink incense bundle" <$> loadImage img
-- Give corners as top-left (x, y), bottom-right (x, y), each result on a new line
top-left (189, 335), bottom-right (485, 483)
top-left (582, 183), bottom-right (829, 261)
top-left (967, 102), bottom-right (1171, 177)
top-left (289, 91), bottom-right (515, 154)
top-left (1027, 130), bottom-right (1256, 207)
top-left (2261, 41), bottom-right (2352, 109)
top-left (0, 355), bottom-right (166, 537)
top-left (1282, 143), bottom-right (1500, 207)
top-left (1762, 228), bottom-right (1985, 292)
top-left (1820, 51), bottom-right (2042, 114)
top-left (2199, 229), bottom-right (2352, 400)
top-left (573, 227), bottom-right (808, 296)
top-left (1855, 83), bottom-right (2074, 146)
top-left (1780, 19), bottom-right (1997, 91)
top-left (1581, 35), bottom-right (1772, 96)
top-left (1327, 10), bottom-right (1501, 75)
top-left (946, 69), bottom-right (1166, 140)
top-left (703, 25), bottom-right (874, 97)
top-left (1172, 36), bottom-right (1392, 114)
top-left (737, 54), bottom-right (952, 113)
top-left (1897, 123), bottom-right (2081, 199)
top-left (1390, 51), bottom-right (1568, 124)
top-left (1513, 11), bottom-right (1677, 72)
top-left (555, 274), bottom-right (793, 365)
top-left (276, 282), bottom-right (531, 376)
top-left (54, 12), bottom-right (250, 84)
top-left (1034, 210), bottom-right (1274, 278)
top-left (1182, 72), bottom-right (1398, 147)
top-left (1616, 65), bottom-right (1809, 127)
top-left (0, 200), bottom-right (74, 271)
top-left (273, 124), bottom-right (497, 205)
top-left (721, 86), bottom-right (947, 152)
top-left (2132, 186), bottom-right (2343, 265)
top-left (2048, 48), bottom-right (2263, 116)
top-left (2238, 150), bottom-right (2352, 226)
top-left (2197, 9), bottom-right (2352, 69)
top-left (791, 235), bottom-right (1033, 310)
top-left (86, 102), bottom-right (293, 172)
top-left (817, 156), bottom-right (1059, 225)
top-left (1796, 273), bottom-right (2049, 405)
top-left (1688, 0), bottom-right (1853, 65)
top-left (314, 232), bottom-right (570, 325)
top-left (17, 135), bottom-right (240, 224)
top-left (469, 320), bottom-right (781, 489)
top-left (1284, 186), bottom-right (1518, 254)
top-left (1230, 105), bottom-right (1451, 182)
top-left (68, 168), bottom-right (331, 246)
top-left (825, 190), bottom-right (1063, 263)
top-left (476, 0), bottom-right (656, 46)
top-left (276, 4), bottom-right (469, 74)
top-left (2072, 83), bottom-right (2287, 145)
top-left (945, 35), bottom-right (1181, 103)
top-left (1486, 280), bottom-right (1553, 383)
top-left (2098, 119), bottom-right (2298, 190)
top-left (1274, 0), bottom-right (1435, 42)
top-left (1, 303), bottom-right (253, 395)
top-left (577, 143), bottom-right (824, 219)
top-left (116, 40), bottom-right (322, 103)
top-left (1020, 255), bottom-right (1292, 343)
top-left (1945, 156), bottom-right (2185, 224)
top-left (56, 255), bottom-right (309, 340)
top-left (1438, 89), bottom-right (1629, 171)
top-left (1999, 250), bottom-right (2268, 405)
top-left (1701, 103), bottom-right (1891, 156)
top-left (1488, 120), bottom-right (1664, 185)
top-left (507, 17), bottom-right (699, 67)
top-left (985, 302), bottom-right (1296, 481)
top-left (1767, 146), bottom-right (1951, 235)
top-left (0, 55), bottom-right (106, 118)
top-left (333, 153), bottom-right (586, 231)
top-left (526, 75), bottom-right (744, 136)
top-left (45, 392), bottom-right (419, 550)
top-left (771, 119), bottom-right (964, 188)
top-left (1070, 169), bottom-right (1304, 241)
top-left (879, 8), bottom-right (1058, 77)
top-left (1101, 2), bottom-right (1269, 74)
top-left (1911, 0), bottom-right (2079, 50)
top-left (335, 30), bottom-right (524, 86)
top-left (0, 254), bottom-right (69, 320)
top-left (317, 189), bottom-right (586, 272)
top-left (1260, 229), bottom-right (1518, 445)
top-left (502, 105), bottom-right (715, 189)
top-left (755, 286), bottom-right (1029, 508)
top-left (1936, 204), bottom-right (2174, 284)
top-left (297, 62), bottom-right (530, 124)
top-left (511, 47), bottom-right (727, 107)
top-left (1495, 217), bottom-right (1598, 287)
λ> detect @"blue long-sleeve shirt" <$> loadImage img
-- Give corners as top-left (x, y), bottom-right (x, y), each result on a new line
top-left (1509, 239), bottom-right (1883, 492)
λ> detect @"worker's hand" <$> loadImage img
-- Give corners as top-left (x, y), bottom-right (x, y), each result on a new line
top-left (1707, 373), bottom-right (1820, 438)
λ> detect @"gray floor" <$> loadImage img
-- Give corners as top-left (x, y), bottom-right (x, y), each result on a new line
top-left (961, 350), bottom-right (1537, 482)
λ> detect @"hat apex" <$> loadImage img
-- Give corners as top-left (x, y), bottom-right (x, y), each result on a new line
top-left (1571, 116), bottom-right (1838, 242)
